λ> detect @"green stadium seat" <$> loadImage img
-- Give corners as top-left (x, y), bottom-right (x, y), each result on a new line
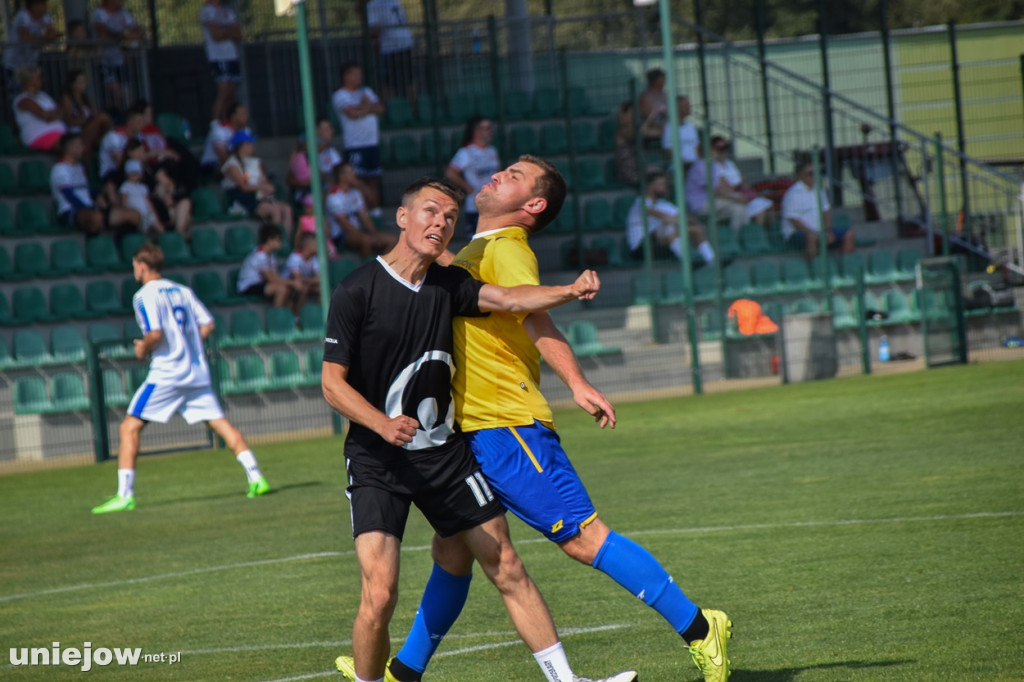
top-left (539, 123), bottom-right (567, 155)
top-left (567, 320), bottom-right (621, 357)
top-left (329, 259), bottom-right (358, 287)
top-left (88, 322), bottom-right (123, 346)
top-left (0, 203), bottom-right (15, 235)
top-left (269, 350), bottom-right (304, 389)
top-left (192, 187), bottom-right (229, 222)
top-left (531, 88), bottom-right (562, 119)
top-left (230, 354), bottom-right (269, 393)
top-left (191, 271), bottom-right (227, 306)
top-left (102, 368), bottom-right (129, 407)
top-left (613, 195), bottom-right (637, 226)
top-left (781, 259), bottom-right (813, 292)
top-left (693, 267), bottom-right (718, 301)
top-left (12, 286), bottom-right (55, 323)
top-left (227, 309), bottom-right (264, 346)
top-left (867, 250), bottom-right (898, 284)
top-left (17, 159), bottom-right (50, 194)
top-left (567, 87), bottom-right (593, 116)
top-left (389, 134), bottom-right (420, 167)
top-left (896, 248), bottom-right (922, 279)
top-left (596, 117), bottom-right (617, 152)
top-left (839, 252), bottom-right (865, 282)
top-left (124, 319), bottom-right (143, 342)
top-left (509, 126), bottom-right (538, 157)
top-left (51, 372), bottom-right (89, 412)
top-left (224, 225), bottom-right (256, 259)
top-left (0, 291), bottom-right (13, 325)
top-left (50, 238), bottom-right (94, 275)
top-left (83, 236), bottom-right (124, 273)
top-left (14, 242), bottom-right (53, 278)
top-left (575, 159), bottom-right (607, 193)
top-left (570, 120), bottom-right (597, 153)
top-left (120, 232), bottom-right (148, 264)
top-left (0, 161), bottom-right (17, 194)
top-left (549, 201), bottom-right (576, 234)
top-left (0, 335), bottom-right (10, 367)
top-left (588, 236), bottom-right (625, 267)
top-left (265, 306), bottom-right (297, 342)
top-left (630, 272), bottom-right (656, 305)
top-left (583, 197), bottom-right (614, 232)
top-left (156, 112), bottom-right (189, 144)
top-left (420, 131), bottom-right (445, 165)
top-left (121, 276), bottom-right (140, 311)
top-left (722, 263), bottom-right (752, 296)
top-left (384, 96), bottom-right (415, 129)
top-left (14, 328), bottom-right (52, 364)
top-left (661, 270), bottom-right (686, 303)
top-left (738, 223), bottom-right (771, 255)
top-left (86, 280), bottom-right (129, 316)
top-left (882, 289), bottom-right (916, 323)
top-left (190, 227), bottom-right (230, 263)
top-left (305, 347), bottom-right (323, 385)
top-left (50, 282), bottom-right (95, 321)
top-left (15, 199), bottom-right (53, 234)
top-left (445, 93), bottom-right (474, 125)
top-left (0, 122), bottom-right (19, 153)
top-left (475, 91), bottom-right (498, 119)
top-left (917, 288), bottom-right (952, 320)
top-left (14, 377), bottom-right (50, 414)
top-left (789, 297), bottom-right (820, 314)
top-left (504, 90), bottom-right (532, 120)
top-left (749, 261), bottom-right (781, 294)
top-left (700, 307), bottom-right (724, 341)
top-left (553, 159), bottom-right (573, 189)
top-left (714, 226), bottom-right (740, 262)
top-left (158, 231), bottom-right (196, 266)
top-left (414, 94), bottom-right (441, 126)
top-left (0, 245), bottom-right (18, 281)
top-left (831, 294), bottom-right (858, 329)
top-left (298, 303), bottom-right (324, 338)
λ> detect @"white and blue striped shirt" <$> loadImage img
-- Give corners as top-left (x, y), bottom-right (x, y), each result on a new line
top-left (134, 279), bottom-right (213, 388)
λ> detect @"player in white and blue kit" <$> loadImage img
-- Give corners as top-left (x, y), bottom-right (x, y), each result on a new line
top-left (92, 243), bottom-right (269, 514)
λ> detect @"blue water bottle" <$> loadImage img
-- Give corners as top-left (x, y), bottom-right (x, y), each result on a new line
top-left (879, 335), bottom-right (890, 362)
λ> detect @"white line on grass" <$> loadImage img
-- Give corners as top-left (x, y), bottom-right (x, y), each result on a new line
top-left (3, 511), bottom-right (1021, 604)
top-left (253, 625), bottom-right (629, 682)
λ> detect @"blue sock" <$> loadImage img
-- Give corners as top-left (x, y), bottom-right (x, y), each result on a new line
top-left (592, 531), bottom-right (699, 634)
top-left (393, 563), bottom-right (472, 674)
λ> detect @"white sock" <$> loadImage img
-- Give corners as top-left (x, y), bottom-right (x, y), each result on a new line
top-left (698, 240), bottom-right (715, 264)
top-left (235, 450), bottom-right (262, 483)
top-left (355, 677), bottom-right (382, 682)
top-left (533, 641), bottom-right (574, 682)
top-left (117, 469), bottom-right (135, 498)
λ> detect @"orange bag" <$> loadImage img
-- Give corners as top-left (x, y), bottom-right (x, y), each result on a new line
top-left (727, 299), bottom-right (778, 335)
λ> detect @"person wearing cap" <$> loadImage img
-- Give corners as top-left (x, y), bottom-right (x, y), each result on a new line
top-left (221, 128), bottom-right (293, 239)
top-left (119, 157), bottom-right (164, 235)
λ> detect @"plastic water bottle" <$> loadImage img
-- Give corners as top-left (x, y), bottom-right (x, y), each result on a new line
top-left (879, 335), bottom-right (890, 362)
top-left (471, 29), bottom-right (482, 54)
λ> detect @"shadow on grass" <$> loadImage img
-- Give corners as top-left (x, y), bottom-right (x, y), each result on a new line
top-left (147, 480), bottom-right (324, 507)
top-left (732, 659), bottom-right (915, 680)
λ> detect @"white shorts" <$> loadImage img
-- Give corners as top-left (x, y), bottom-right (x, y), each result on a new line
top-left (127, 382), bottom-right (225, 425)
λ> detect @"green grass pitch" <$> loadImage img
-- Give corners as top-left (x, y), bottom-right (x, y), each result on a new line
top-left (2, 360), bottom-right (1023, 680)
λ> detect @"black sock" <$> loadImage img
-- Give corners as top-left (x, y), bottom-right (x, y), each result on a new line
top-left (387, 657), bottom-right (422, 682)
top-left (681, 609), bottom-right (710, 643)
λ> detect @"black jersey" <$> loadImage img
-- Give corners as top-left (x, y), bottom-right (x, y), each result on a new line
top-left (324, 257), bottom-right (486, 464)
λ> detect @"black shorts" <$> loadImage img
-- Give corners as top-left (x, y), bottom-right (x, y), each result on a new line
top-left (343, 146), bottom-right (382, 178)
top-left (241, 282), bottom-right (268, 297)
top-left (209, 59), bottom-right (242, 84)
top-left (380, 49), bottom-right (414, 93)
top-left (346, 440), bottom-right (504, 541)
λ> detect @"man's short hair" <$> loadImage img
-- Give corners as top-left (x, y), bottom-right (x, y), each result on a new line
top-left (646, 169), bottom-right (667, 185)
top-left (340, 61), bottom-right (361, 81)
top-left (400, 177), bottom-right (465, 208)
top-left (298, 232), bottom-right (317, 248)
top-left (518, 154), bottom-right (566, 232)
top-left (646, 68), bottom-right (665, 86)
top-left (57, 132), bottom-right (82, 154)
top-left (134, 243), bottom-right (164, 273)
top-left (258, 223), bottom-right (282, 245)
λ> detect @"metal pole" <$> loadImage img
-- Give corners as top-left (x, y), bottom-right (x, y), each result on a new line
top-left (658, 0), bottom-right (701, 394)
top-left (756, 0), bottom-right (775, 175)
top-left (694, 0), bottom-right (711, 124)
top-left (87, 342), bottom-right (110, 462)
top-left (632, 79), bottom-right (658, 336)
top-left (817, 0), bottom-right (837, 207)
top-left (921, 137), bottom-right (934, 255)
top-left (856, 264), bottom-right (871, 375)
top-left (934, 133), bottom-right (950, 257)
top-left (880, 0), bottom-right (903, 229)
top-left (948, 21), bottom-right (969, 222)
top-left (812, 146), bottom-right (831, 312)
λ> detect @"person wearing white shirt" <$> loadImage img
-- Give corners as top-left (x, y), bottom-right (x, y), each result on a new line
top-left (12, 66), bottom-right (65, 151)
top-left (325, 161), bottom-right (396, 258)
top-left (237, 223), bottom-right (304, 312)
top-left (91, 242), bottom-right (269, 514)
top-left (627, 171), bottom-right (714, 266)
top-left (781, 161), bottom-right (855, 262)
top-left (120, 159), bottom-right (162, 233)
top-left (661, 95), bottom-right (699, 169)
top-left (365, 0), bottom-right (415, 101)
top-left (686, 135), bottom-right (772, 231)
top-left (199, 0), bottom-right (243, 121)
top-left (200, 102), bottom-right (249, 174)
top-left (331, 62), bottom-right (385, 211)
top-left (285, 232), bottom-right (321, 304)
top-left (315, 117), bottom-right (343, 187)
top-left (51, 131), bottom-right (140, 235)
top-left (92, 0), bottom-right (145, 113)
top-left (98, 106), bottom-right (145, 181)
top-left (445, 116), bottom-right (501, 237)
top-left (3, 0), bottom-right (59, 93)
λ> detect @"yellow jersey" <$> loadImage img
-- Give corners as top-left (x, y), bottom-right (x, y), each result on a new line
top-left (452, 227), bottom-right (555, 432)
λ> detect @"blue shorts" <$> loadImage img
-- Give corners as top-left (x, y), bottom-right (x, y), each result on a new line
top-left (344, 145), bottom-right (382, 178)
top-left (465, 421), bottom-right (597, 543)
top-left (787, 226), bottom-right (849, 249)
top-left (209, 59), bottom-right (242, 84)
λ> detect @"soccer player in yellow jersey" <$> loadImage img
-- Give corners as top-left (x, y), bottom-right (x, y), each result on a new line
top-left (388, 156), bottom-right (731, 682)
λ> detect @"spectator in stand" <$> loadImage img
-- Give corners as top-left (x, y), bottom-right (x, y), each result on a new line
top-left (58, 69), bottom-right (113, 157)
top-left (65, 20), bottom-right (96, 77)
top-left (51, 131), bottom-right (140, 236)
top-left (638, 67), bottom-right (668, 149)
top-left (626, 170), bottom-right (715, 267)
top-left (236, 223), bottom-right (303, 312)
top-left (120, 158), bottom-right (163, 236)
top-left (295, 193), bottom-right (336, 257)
top-left (104, 139), bottom-right (192, 239)
top-left (200, 101), bottom-right (249, 176)
top-left (98, 103), bottom-right (145, 183)
top-left (331, 62), bottom-right (385, 212)
top-left (221, 129), bottom-right (294, 239)
top-left (287, 134), bottom-right (312, 210)
top-left (686, 135), bottom-right (772, 232)
top-left (662, 94), bottom-right (699, 172)
top-left (92, 0), bottom-right (145, 116)
top-left (137, 99), bottom-right (199, 197)
top-left (3, 0), bottom-right (60, 96)
top-left (12, 65), bottom-right (66, 152)
top-left (613, 100), bottom-right (661, 187)
top-left (285, 232), bottom-right (321, 305)
top-left (316, 117), bottom-right (343, 187)
top-left (199, 0), bottom-right (243, 122)
top-left (445, 116), bottom-right (501, 238)
top-left (365, 0), bottom-right (416, 104)
top-left (325, 161), bottom-right (395, 258)
top-left (782, 160), bottom-right (855, 262)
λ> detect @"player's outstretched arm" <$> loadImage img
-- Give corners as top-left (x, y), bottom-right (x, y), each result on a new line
top-left (477, 269), bottom-right (600, 313)
top-left (524, 312), bottom-right (616, 429)
top-left (321, 362), bottom-right (420, 447)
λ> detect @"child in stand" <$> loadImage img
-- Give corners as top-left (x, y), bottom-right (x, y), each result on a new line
top-left (295, 193), bottom-right (337, 258)
top-left (284, 232), bottom-right (320, 307)
top-left (119, 159), bottom-right (163, 237)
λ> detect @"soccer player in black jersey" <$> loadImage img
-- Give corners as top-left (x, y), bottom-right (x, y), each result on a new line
top-left (324, 178), bottom-right (629, 682)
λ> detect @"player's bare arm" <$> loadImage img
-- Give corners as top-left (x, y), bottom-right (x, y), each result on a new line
top-left (133, 329), bottom-right (164, 360)
top-left (199, 322), bottom-right (216, 340)
top-left (524, 312), bottom-right (616, 429)
top-left (477, 269), bottom-right (600, 313)
top-left (321, 362), bottom-right (419, 447)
